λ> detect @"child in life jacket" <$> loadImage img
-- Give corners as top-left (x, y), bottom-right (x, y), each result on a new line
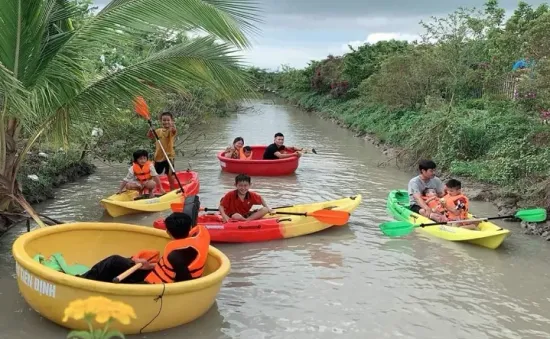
top-left (117, 149), bottom-right (165, 198)
top-left (422, 188), bottom-right (448, 222)
top-left (242, 146), bottom-right (253, 160)
top-left (442, 179), bottom-right (477, 229)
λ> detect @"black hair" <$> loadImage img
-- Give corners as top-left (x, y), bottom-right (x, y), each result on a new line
top-left (418, 159), bottom-right (437, 172)
top-left (164, 212), bottom-right (192, 239)
top-left (133, 149), bottom-right (149, 163)
top-left (274, 132), bottom-right (284, 138)
top-left (243, 146), bottom-right (252, 152)
top-left (446, 179), bottom-right (462, 189)
top-left (160, 112), bottom-right (173, 119)
top-left (235, 173), bottom-right (251, 184)
top-left (233, 137), bottom-right (244, 145)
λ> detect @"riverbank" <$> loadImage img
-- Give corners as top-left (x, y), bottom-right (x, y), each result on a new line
top-left (0, 150), bottom-right (95, 234)
top-left (277, 91), bottom-right (550, 240)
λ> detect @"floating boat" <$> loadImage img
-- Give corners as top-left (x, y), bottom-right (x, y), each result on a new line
top-left (12, 222), bottom-right (230, 334)
top-left (153, 195), bottom-right (362, 242)
top-left (386, 189), bottom-right (510, 249)
top-left (216, 145), bottom-right (300, 176)
top-left (100, 170), bottom-right (199, 217)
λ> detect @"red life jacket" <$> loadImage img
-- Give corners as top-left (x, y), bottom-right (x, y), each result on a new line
top-left (144, 224), bottom-right (210, 284)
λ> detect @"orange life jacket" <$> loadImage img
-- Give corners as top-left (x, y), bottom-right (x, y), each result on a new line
top-left (238, 148), bottom-right (252, 160)
top-left (144, 224), bottom-right (210, 284)
top-left (132, 161), bottom-right (153, 182)
top-left (422, 196), bottom-right (445, 213)
top-left (443, 194), bottom-right (469, 221)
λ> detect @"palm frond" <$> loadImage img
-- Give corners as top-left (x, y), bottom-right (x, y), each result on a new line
top-left (0, 63), bottom-right (32, 119)
top-left (68, 36), bottom-right (253, 120)
top-left (84, 0), bottom-right (260, 49)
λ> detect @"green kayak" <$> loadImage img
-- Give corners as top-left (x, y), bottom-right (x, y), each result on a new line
top-left (386, 189), bottom-right (511, 249)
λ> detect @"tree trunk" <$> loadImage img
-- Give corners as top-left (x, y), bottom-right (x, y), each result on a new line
top-left (0, 126), bottom-right (46, 229)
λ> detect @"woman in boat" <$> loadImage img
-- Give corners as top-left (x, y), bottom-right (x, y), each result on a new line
top-left (224, 137), bottom-right (245, 159)
top-left (79, 212), bottom-right (210, 284)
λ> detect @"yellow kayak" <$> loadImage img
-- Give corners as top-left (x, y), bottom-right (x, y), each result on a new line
top-left (387, 190), bottom-right (510, 249)
top-left (100, 170), bottom-right (200, 217)
top-left (154, 194), bottom-right (363, 242)
top-left (12, 222), bottom-right (230, 334)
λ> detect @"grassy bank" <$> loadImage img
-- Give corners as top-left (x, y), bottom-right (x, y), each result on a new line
top-left (280, 90), bottom-right (550, 209)
top-left (18, 150), bottom-right (96, 204)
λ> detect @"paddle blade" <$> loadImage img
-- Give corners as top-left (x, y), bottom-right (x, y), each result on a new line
top-left (309, 209), bottom-right (350, 225)
top-left (515, 208), bottom-right (547, 222)
top-left (379, 221), bottom-right (415, 237)
top-left (133, 96), bottom-right (150, 120)
top-left (311, 148), bottom-right (317, 154)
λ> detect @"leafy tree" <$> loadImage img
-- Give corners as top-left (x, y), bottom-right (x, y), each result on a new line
top-left (0, 0), bottom-right (259, 226)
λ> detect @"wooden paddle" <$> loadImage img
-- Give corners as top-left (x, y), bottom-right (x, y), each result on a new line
top-left (112, 250), bottom-right (160, 283)
top-left (133, 96), bottom-right (185, 193)
top-left (200, 207), bottom-right (350, 225)
top-left (379, 208), bottom-right (547, 238)
top-left (112, 263), bottom-right (143, 283)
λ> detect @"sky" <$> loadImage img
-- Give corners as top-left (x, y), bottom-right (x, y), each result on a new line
top-left (91, 0), bottom-right (546, 70)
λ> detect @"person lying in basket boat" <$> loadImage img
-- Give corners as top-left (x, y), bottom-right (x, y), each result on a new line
top-left (262, 132), bottom-right (303, 160)
top-left (117, 149), bottom-right (165, 198)
top-left (441, 179), bottom-right (478, 230)
top-left (408, 159), bottom-right (445, 218)
top-left (219, 174), bottom-right (274, 222)
top-left (79, 207), bottom-right (210, 284)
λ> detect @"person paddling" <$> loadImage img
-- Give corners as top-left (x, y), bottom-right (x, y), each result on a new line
top-left (79, 204), bottom-right (209, 284)
top-left (408, 160), bottom-right (445, 218)
top-left (262, 132), bottom-right (302, 160)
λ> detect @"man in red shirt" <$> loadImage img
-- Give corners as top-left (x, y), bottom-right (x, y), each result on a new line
top-left (219, 174), bottom-right (274, 222)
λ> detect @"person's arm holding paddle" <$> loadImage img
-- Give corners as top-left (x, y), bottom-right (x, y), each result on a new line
top-left (261, 196), bottom-right (275, 214)
top-left (274, 150), bottom-right (301, 159)
top-left (219, 205), bottom-right (230, 222)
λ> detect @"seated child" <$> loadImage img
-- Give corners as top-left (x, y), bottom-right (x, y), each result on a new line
top-left (118, 150), bottom-right (165, 198)
top-left (241, 146), bottom-right (253, 160)
top-left (422, 188), bottom-right (447, 222)
top-left (441, 179), bottom-right (477, 230)
top-left (218, 174), bottom-right (274, 222)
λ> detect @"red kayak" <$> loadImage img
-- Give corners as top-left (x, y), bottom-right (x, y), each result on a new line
top-left (216, 145), bottom-right (300, 176)
top-left (154, 213), bottom-right (284, 242)
top-left (158, 170), bottom-right (200, 193)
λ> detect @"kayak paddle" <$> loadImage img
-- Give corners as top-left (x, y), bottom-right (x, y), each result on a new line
top-left (200, 207), bottom-right (350, 225)
top-left (379, 208), bottom-right (547, 237)
top-left (133, 96), bottom-right (185, 193)
top-left (113, 250), bottom-right (160, 283)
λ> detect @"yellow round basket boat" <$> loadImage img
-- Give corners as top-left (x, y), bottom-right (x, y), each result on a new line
top-left (12, 222), bottom-right (231, 334)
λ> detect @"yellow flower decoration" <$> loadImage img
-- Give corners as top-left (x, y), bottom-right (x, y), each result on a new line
top-left (63, 296), bottom-right (136, 325)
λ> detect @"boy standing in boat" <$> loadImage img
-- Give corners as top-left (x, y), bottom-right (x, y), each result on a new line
top-left (219, 174), bottom-right (274, 222)
top-left (408, 159), bottom-right (445, 218)
top-left (147, 112), bottom-right (177, 191)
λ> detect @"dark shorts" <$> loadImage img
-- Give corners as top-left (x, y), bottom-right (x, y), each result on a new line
top-left (230, 212), bottom-right (252, 218)
top-left (154, 159), bottom-right (174, 175)
top-left (409, 204), bottom-right (422, 213)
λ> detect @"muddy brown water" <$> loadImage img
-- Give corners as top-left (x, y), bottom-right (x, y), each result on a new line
top-left (2, 96), bottom-right (550, 339)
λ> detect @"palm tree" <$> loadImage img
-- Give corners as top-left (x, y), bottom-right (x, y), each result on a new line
top-left (0, 0), bottom-right (260, 227)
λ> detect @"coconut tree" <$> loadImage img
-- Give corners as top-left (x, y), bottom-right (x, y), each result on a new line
top-left (0, 0), bottom-right (260, 227)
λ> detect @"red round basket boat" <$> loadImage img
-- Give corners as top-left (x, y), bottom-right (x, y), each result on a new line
top-left (216, 145), bottom-right (300, 176)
